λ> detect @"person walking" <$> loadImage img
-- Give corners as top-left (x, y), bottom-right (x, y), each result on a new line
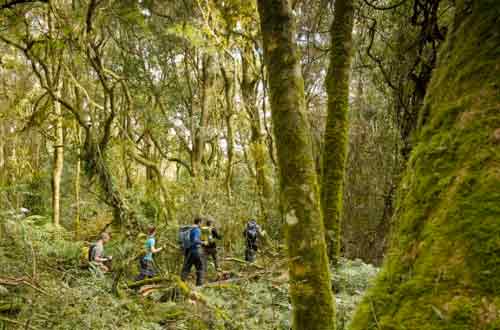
top-left (181, 217), bottom-right (204, 286)
top-left (201, 217), bottom-right (222, 271)
top-left (89, 232), bottom-right (113, 273)
top-left (244, 219), bottom-right (262, 262)
top-left (136, 226), bottom-right (163, 281)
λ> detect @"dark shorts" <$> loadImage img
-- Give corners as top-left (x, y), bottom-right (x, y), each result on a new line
top-left (137, 258), bottom-right (156, 279)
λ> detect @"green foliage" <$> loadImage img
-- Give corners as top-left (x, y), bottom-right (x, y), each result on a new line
top-left (24, 174), bottom-right (51, 216)
top-left (1, 215), bottom-right (378, 330)
top-left (333, 258), bottom-right (379, 295)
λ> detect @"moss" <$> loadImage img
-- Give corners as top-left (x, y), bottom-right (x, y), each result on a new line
top-left (350, 2), bottom-right (500, 329)
top-left (321, 0), bottom-right (355, 263)
top-left (257, 0), bottom-right (336, 329)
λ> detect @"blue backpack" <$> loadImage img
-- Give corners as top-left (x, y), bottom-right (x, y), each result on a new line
top-left (178, 226), bottom-right (193, 250)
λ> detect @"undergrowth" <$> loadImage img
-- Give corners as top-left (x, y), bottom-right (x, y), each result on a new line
top-left (0, 216), bottom-right (378, 330)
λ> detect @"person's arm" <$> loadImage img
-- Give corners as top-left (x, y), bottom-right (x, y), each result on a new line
top-left (150, 238), bottom-right (163, 253)
top-left (192, 227), bottom-right (202, 246)
top-left (95, 255), bottom-right (108, 262)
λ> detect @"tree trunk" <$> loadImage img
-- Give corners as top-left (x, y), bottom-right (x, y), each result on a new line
top-left (257, 1), bottom-right (336, 329)
top-left (321, 0), bottom-right (355, 263)
top-left (192, 53), bottom-right (216, 177)
top-left (241, 47), bottom-right (272, 214)
top-left (48, 0), bottom-right (64, 227)
top-left (0, 122), bottom-right (4, 174)
top-left (51, 82), bottom-right (64, 227)
top-left (74, 121), bottom-right (81, 239)
top-left (221, 63), bottom-right (235, 200)
top-left (350, 1), bottom-right (500, 329)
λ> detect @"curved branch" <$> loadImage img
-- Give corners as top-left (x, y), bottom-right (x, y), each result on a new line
top-left (128, 150), bottom-right (174, 221)
top-left (363, 0), bottom-right (407, 11)
top-left (149, 134), bottom-right (194, 176)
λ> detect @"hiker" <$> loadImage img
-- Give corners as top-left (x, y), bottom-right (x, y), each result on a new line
top-left (244, 219), bottom-right (262, 262)
top-left (180, 217), bottom-right (204, 286)
top-left (201, 217), bottom-right (222, 271)
top-left (136, 226), bottom-right (163, 281)
top-left (89, 232), bottom-right (113, 273)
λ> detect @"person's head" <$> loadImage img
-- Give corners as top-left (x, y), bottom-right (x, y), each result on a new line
top-left (206, 217), bottom-right (214, 227)
top-left (147, 226), bottom-right (156, 237)
top-left (100, 232), bottom-right (111, 244)
top-left (194, 217), bottom-right (202, 227)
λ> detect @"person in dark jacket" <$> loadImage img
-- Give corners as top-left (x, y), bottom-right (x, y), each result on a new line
top-left (202, 218), bottom-right (222, 271)
top-left (244, 219), bottom-right (262, 262)
top-left (180, 217), bottom-right (204, 286)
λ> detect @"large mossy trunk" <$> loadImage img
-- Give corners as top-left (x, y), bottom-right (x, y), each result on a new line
top-left (321, 0), bottom-right (355, 263)
top-left (350, 1), bottom-right (500, 329)
top-left (257, 1), bottom-right (336, 329)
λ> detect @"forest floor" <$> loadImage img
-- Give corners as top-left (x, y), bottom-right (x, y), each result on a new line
top-left (0, 216), bottom-right (378, 330)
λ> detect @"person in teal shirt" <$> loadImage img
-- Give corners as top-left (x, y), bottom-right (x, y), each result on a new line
top-left (135, 226), bottom-right (163, 281)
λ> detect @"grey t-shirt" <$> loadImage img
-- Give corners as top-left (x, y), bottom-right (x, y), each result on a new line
top-left (91, 241), bottom-right (104, 261)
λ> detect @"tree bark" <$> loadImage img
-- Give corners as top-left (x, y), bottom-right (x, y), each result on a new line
top-left (350, 1), bottom-right (500, 328)
top-left (257, 1), bottom-right (336, 329)
top-left (241, 47), bottom-right (272, 214)
top-left (321, 0), bottom-right (355, 263)
top-left (74, 120), bottom-right (81, 239)
top-left (51, 82), bottom-right (64, 227)
top-left (0, 122), bottom-right (4, 174)
top-left (48, 3), bottom-right (64, 227)
top-left (192, 53), bottom-right (216, 177)
top-left (221, 63), bottom-right (235, 200)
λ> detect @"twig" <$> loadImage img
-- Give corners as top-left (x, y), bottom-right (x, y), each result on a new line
top-left (370, 300), bottom-right (382, 330)
top-left (0, 277), bottom-right (48, 296)
top-left (0, 315), bottom-right (38, 330)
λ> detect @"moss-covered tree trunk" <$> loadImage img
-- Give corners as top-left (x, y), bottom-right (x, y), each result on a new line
top-left (192, 53), bottom-right (216, 177)
top-left (48, 3), bottom-right (64, 227)
top-left (321, 0), bottom-right (355, 263)
top-left (0, 123), bottom-right (4, 178)
top-left (350, 1), bottom-right (500, 329)
top-left (51, 82), bottom-right (64, 227)
top-left (221, 63), bottom-right (235, 200)
top-left (74, 120), bottom-right (81, 240)
top-left (257, 1), bottom-right (336, 329)
top-left (241, 47), bottom-right (272, 215)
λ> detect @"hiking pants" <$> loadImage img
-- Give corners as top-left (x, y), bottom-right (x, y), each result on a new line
top-left (135, 259), bottom-right (156, 281)
top-left (203, 246), bottom-right (219, 271)
top-left (181, 247), bottom-right (204, 286)
top-left (245, 240), bottom-right (258, 262)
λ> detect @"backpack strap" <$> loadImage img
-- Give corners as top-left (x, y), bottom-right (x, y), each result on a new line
top-left (88, 244), bottom-right (96, 262)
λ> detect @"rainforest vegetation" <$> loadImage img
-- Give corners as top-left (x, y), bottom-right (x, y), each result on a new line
top-left (0, 0), bottom-right (499, 329)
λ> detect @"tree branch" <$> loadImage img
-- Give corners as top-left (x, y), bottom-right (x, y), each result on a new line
top-left (0, 0), bottom-right (47, 10)
top-left (363, 0), bottom-right (407, 11)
